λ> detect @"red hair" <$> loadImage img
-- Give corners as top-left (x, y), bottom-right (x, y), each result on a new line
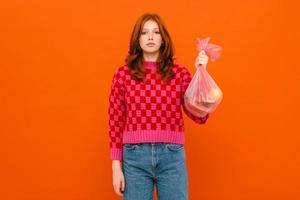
top-left (125, 13), bottom-right (176, 84)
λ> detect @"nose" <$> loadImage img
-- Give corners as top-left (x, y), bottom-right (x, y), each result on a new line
top-left (148, 33), bottom-right (153, 40)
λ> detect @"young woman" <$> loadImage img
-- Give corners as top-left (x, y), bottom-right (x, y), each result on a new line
top-left (108, 13), bottom-right (210, 200)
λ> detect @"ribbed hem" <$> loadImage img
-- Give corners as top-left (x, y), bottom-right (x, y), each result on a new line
top-left (122, 130), bottom-right (185, 144)
top-left (110, 148), bottom-right (123, 161)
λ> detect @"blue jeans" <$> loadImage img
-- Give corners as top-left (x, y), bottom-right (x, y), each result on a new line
top-left (122, 142), bottom-right (188, 200)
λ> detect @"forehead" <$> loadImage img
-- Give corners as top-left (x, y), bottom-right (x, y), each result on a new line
top-left (142, 20), bottom-right (159, 29)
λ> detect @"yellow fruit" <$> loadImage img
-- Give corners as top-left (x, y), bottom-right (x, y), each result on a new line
top-left (207, 89), bottom-right (222, 101)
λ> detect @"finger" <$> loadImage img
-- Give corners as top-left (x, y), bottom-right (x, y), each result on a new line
top-left (114, 185), bottom-right (119, 195)
top-left (117, 191), bottom-right (123, 196)
top-left (121, 179), bottom-right (125, 192)
top-left (114, 183), bottom-right (123, 196)
top-left (198, 60), bottom-right (208, 65)
top-left (198, 57), bottom-right (207, 61)
top-left (119, 187), bottom-right (124, 196)
top-left (197, 59), bottom-right (208, 63)
top-left (200, 50), bottom-right (206, 55)
top-left (197, 57), bottom-right (208, 62)
top-left (117, 187), bottom-right (123, 196)
top-left (198, 55), bottom-right (208, 59)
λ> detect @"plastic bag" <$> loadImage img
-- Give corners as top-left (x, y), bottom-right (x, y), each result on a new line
top-left (184, 37), bottom-right (223, 116)
top-left (196, 37), bottom-right (222, 61)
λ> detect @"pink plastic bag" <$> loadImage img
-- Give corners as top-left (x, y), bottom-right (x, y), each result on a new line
top-left (184, 37), bottom-right (223, 116)
top-left (195, 37), bottom-right (222, 61)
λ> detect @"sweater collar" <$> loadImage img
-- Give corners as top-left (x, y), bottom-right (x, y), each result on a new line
top-left (142, 60), bottom-right (158, 68)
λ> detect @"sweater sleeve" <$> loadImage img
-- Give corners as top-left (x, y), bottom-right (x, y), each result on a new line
top-left (108, 68), bottom-right (126, 161)
top-left (181, 67), bottom-right (210, 124)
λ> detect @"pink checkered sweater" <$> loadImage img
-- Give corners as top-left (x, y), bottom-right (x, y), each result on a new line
top-left (108, 60), bottom-right (210, 160)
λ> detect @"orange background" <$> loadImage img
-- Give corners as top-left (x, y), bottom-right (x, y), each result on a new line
top-left (1, 0), bottom-right (299, 199)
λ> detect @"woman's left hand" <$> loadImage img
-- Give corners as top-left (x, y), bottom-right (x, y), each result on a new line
top-left (195, 50), bottom-right (209, 70)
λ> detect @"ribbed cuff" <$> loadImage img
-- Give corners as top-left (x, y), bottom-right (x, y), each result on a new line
top-left (110, 148), bottom-right (123, 161)
top-left (195, 113), bottom-right (210, 124)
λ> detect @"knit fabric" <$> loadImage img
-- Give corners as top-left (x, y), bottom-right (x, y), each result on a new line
top-left (108, 60), bottom-right (210, 160)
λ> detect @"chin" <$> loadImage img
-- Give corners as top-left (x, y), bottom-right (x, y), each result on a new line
top-left (143, 49), bottom-right (160, 54)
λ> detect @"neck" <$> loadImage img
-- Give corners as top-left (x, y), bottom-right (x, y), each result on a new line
top-left (142, 52), bottom-right (159, 62)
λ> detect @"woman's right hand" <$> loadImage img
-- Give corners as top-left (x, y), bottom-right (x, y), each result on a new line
top-left (112, 161), bottom-right (125, 196)
top-left (195, 50), bottom-right (209, 70)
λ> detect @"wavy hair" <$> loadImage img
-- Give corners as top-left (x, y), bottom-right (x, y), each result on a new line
top-left (125, 13), bottom-right (176, 84)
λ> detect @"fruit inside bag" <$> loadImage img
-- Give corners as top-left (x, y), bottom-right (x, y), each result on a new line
top-left (184, 37), bottom-right (223, 117)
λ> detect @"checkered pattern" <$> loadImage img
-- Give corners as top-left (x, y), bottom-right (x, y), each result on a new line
top-left (108, 61), bottom-right (209, 160)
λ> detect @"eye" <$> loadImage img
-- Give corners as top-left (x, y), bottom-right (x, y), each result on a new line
top-left (155, 31), bottom-right (160, 34)
top-left (141, 31), bottom-right (146, 34)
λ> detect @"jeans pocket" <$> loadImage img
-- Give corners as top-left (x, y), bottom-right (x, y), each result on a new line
top-left (123, 143), bottom-right (139, 151)
top-left (166, 143), bottom-right (184, 151)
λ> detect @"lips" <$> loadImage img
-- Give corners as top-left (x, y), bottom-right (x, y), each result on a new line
top-left (146, 43), bottom-right (155, 46)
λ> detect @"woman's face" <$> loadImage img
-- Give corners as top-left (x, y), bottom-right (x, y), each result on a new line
top-left (139, 20), bottom-right (163, 55)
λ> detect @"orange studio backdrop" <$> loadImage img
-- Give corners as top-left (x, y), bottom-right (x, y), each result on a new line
top-left (1, 0), bottom-right (299, 200)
